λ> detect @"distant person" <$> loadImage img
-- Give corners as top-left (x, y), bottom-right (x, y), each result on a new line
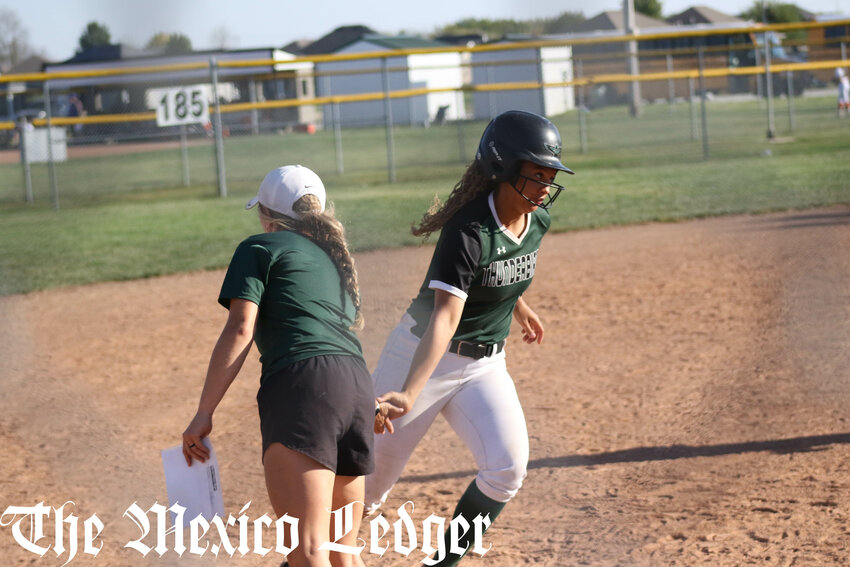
top-left (835, 67), bottom-right (850, 117)
top-left (182, 165), bottom-right (375, 567)
top-left (67, 94), bottom-right (85, 135)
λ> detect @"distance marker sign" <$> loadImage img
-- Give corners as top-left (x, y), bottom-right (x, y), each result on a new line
top-left (155, 86), bottom-right (209, 127)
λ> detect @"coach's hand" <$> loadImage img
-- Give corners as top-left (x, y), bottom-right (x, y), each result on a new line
top-left (374, 392), bottom-right (411, 434)
top-left (182, 411), bottom-right (212, 465)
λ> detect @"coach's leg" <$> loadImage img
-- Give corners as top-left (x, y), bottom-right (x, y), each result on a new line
top-left (264, 443), bottom-right (335, 567)
top-left (329, 475), bottom-right (365, 567)
top-left (433, 356), bottom-right (529, 566)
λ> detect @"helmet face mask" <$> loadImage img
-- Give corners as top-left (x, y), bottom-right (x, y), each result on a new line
top-left (475, 110), bottom-right (575, 206)
top-left (512, 174), bottom-right (564, 210)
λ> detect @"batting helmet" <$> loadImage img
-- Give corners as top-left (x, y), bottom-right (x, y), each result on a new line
top-left (475, 110), bottom-right (575, 183)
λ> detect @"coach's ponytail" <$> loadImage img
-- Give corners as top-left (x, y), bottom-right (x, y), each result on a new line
top-left (258, 200), bottom-right (364, 331)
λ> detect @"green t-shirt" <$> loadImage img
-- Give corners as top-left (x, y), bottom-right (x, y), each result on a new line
top-left (407, 191), bottom-right (550, 343)
top-left (219, 230), bottom-right (364, 383)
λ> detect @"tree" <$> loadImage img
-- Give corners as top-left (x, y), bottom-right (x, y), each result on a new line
top-left (210, 26), bottom-right (238, 50)
top-left (164, 34), bottom-right (192, 54)
top-left (542, 12), bottom-right (586, 34)
top-left (436, 12), bottom-right (586, 39)
top-left (436, 18), bottom-right (531, 39)
top-left (146, 32), bottom-right (192, 54)
top-left (635, 0), bottom-right (663, 19)
top-left (79, 21), bottom-right (111, 51)
top-left (145, 32), bottom-right (171, 50)
top-left (738, 1), bottom-right (804, 23)
top-left (0, 8), bottom-right (32, 72)
top-left (738, 2), bottom-right (806, 41)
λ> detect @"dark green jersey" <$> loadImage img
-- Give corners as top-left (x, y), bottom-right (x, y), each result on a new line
top-left (407, 191), bottom-right (550, 343)
top-left (219, 230), bottom-right (364, 383)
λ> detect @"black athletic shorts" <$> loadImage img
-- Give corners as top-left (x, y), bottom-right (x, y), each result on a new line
top-left (256, 354), bottom-right (375, 476)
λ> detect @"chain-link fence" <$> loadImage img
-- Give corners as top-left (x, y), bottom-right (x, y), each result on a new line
top-left (0, 19), bottom-right (848, 209)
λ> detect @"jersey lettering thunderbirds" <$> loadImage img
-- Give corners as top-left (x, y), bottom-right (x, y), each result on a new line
top-left (481, 250), bottom-right (538, 287)
top-left (407, 191), bottom-right (549, 344)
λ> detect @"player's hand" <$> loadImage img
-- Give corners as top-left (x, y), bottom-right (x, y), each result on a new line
top-left (182, 411), bottom-right (212, 466)
top-left (513, 299), bottom-right (544, 344)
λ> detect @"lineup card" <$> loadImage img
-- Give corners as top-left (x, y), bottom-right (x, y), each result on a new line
top-left (161, 438), bottom-right (224, 529)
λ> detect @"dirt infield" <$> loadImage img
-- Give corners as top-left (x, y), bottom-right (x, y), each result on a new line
top-left (2, 206), bottom-right (850, 566)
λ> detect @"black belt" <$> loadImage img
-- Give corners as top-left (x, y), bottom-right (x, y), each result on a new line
top-left (448, 339), bottom-right (505, 359)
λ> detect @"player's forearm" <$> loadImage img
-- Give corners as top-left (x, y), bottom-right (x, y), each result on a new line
top-left (400, 322), bottom-right (454, 405)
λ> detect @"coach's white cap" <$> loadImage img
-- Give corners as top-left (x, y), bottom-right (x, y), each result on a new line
top-left (245, 165), bottom-right (326, 218)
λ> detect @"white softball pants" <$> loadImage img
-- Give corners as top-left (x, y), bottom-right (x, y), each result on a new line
top-left (365, 314), bottom-right (529, 512)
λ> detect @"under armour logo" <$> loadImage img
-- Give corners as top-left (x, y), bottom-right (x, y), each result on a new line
top-left (497, 246), bottom-right (507, 255)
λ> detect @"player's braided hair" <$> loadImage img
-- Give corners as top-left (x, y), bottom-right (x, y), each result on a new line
top-left (411, 161), bottom-right (497, 238)
top-left (258, 198), bottom-right (364, 331)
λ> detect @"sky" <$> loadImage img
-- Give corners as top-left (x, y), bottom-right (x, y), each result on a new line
top-left (4, 0), bottom-right (850, 62)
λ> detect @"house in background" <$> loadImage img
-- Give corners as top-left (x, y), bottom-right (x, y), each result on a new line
top-left (2, 56), bottom-right (48, 119)
top-left (469, 39), bottom-right (574, 120)
top-left (305, 26), bottom-right (466, 128)
top-left (665, 5), bottom-right (746, 26)
top-left (42, 45), bottom-right (316, 136)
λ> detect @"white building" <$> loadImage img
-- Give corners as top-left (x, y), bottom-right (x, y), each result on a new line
top-left (470, 42), bottom-right (575, 120)
top-left (314, 35), bottom-right (466, 128)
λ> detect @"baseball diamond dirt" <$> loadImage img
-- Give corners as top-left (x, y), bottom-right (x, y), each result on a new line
top-left (1, 205), bottom-right (850, 566)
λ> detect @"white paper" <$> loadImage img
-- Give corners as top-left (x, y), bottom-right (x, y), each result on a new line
top-left (161, 438), bottom-right (225, 529)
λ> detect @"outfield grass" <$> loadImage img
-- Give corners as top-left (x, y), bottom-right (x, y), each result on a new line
top-left (1, 97), bottom-right (848, 296)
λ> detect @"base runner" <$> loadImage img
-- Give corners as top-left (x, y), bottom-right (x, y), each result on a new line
top-left (367, 110), bottom-right (575, 566)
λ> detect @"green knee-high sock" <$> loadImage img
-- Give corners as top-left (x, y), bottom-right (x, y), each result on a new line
top-left (431, 480), bottom-right (507, 567)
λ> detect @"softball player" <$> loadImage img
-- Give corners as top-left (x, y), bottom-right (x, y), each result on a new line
top-left (182, 165), bottom-right (374, 567)
top-left (368, 111), bottom-right (574, 566)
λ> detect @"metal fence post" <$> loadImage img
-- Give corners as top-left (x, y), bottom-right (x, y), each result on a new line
top-left (455, 90), bottom-right (466, 164)
top-left (698, 47), bottom-right (709, 160)
top-left (179, 124), bottom-right (191, 186)
top-left (666, 53), bottom-right (676, 109)
top-left (786, 71), bottom-right (795, 132)
top-left (536, 47), bottom-right (546, 115)
top-left (381, 57), bottom-right (396, 184)
top-left (576, 60), bottom-right (588, 154)
top-left (44, 81), bottom-right (59, 211)
top-left (688, 76), bottom-right (698, 141)
top-left (763, 30), bottom-right (776, 139)
top-left (487, 64), bottom-right (497, 119)
top-left (19, 117), bottom-right (33, 204)
top-left (248, 80), bottom-right (259, 136)
top-left (209, 57), bottom-right (228, 198)
top-left (332, 101), bottom-right (344, 175)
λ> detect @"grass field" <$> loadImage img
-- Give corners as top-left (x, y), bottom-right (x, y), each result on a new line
top-left (0, 96), bottom-right (848, 296)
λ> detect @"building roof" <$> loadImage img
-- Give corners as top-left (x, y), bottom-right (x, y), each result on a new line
top-left (62, 43), bottom-right (149, 64)
top-left (360, 35), bottom-right (449, 50)
top-left (567, 10), bottom-right (671, 33)
top-left (9, 55), bottom-right (47, 74)
top-left (433, 33), bottom-right (488, 47)
top-left (666, 6), bottom-right (747, 26)
top-left (299, 25), bottom-right (376, 55)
